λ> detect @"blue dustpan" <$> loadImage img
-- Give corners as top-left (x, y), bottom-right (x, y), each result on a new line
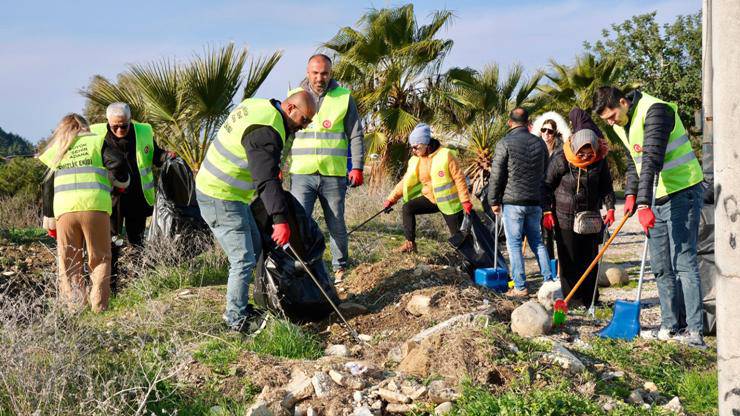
top-left (599, 228), bottom-right (650, 340)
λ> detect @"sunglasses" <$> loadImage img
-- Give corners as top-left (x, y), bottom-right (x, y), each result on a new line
top-left (540, 127), bottom-right (555, 134)
top-left (411, 144), bottom-right (427, 150)
top-left (110, 123), bottom-right (130, 132)
top-left (576, 151), bottom-right (595, 158)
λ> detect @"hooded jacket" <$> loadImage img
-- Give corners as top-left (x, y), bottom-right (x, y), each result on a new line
top-left (532, 111), bottom-right (571, 156)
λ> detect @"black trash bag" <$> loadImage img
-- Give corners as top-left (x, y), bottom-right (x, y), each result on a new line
top-left (251, 192), bottom-right (339, 322)
top-left (448, 211), bottom-right (508, 277)
top-left (147, 157), bottom-right (210, 254)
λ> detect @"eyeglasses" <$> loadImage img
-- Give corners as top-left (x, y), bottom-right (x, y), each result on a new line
top-left (110, 123), bottom-right (130, 132)
top-left (576, 151), bottom-right (595, 158)
top-left (540, 127), bottom-right (555, 134)
top-left (294, 105), bottom-right (313, 126)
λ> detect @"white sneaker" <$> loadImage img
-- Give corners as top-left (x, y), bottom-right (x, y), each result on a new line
top-left (656, 327), bottom-right (675, 341)
top-left (674, 331), bottom-right (706, 349)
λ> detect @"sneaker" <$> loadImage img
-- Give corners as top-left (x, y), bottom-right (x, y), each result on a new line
top-left (505, 287), bottom-right (529, 298)
top-left (230, 309), bottom-right (270, 336)
top-left (397, 240), bottom-right (417, 253)
top-left (674, 330), bottom-right (706, 349)
top-left (334, 268), bottom-right (346, 283)
top-left (640, 327), bottom-right (675, 341)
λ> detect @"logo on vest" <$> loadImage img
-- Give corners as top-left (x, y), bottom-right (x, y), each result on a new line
top-left (322, 120), bottom-right (332, 129)
top-left (633, 144), bottom-right (643, 153)
top-left (438, 171), bottom-right (445, 178)
top-left (144, 145), bottom-right (150, 154)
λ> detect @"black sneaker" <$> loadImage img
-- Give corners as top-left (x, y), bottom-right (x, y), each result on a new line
top-left (232, 309), bottom-right (270, 336)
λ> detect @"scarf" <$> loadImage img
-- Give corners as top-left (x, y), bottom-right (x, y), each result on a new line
top-left (563, 138), bottom-right (609, 169)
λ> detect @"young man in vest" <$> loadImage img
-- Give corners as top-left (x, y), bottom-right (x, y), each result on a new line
top-left (488, 108), bottom-right (555, 298)
top-left (288, 54), bottom-right (365, 283)
top-left (90, 103), bottom-right (172, 292)
top-left (196, 91), bottom-right (316, 335)
top-left (382, 123), bottom-right (472, 252)
top-left (594, 86), bottom-right (705, 348)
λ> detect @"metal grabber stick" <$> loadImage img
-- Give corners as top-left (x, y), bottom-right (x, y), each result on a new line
top-left (282, 244), bottom-right (362, 343)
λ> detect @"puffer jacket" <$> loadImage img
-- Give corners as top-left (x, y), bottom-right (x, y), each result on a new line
top-left (545, 150), bottom-right (616, 230)
top-left (488, 126), bottom-right (549, 207)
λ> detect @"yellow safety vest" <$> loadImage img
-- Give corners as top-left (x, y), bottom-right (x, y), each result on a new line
top-left (288, 86), bottom-right (351, 176)
top-left (90, 121), bottom-right (156, 205)
top-left (39, 133), bottom-right (112, 216)
top-left (613, 92), bottom-right (704, 199)
top-left (401, 147), bottom-right (463, 215)
top-left (196, 98), bottom-right (286, 204)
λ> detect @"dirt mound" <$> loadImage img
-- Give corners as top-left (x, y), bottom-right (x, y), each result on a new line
top-left (0, 240), bottom-right (56, 298)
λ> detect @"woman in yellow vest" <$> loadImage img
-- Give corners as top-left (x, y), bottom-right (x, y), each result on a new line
top-left (383, 123), bottom-right (472, 253)
top-left (39, 114), bottom-right (130, 313)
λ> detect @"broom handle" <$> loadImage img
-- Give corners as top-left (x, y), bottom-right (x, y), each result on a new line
top-left (494, 213), bottom-right (499, 269)
top-left (563, 212), bottom-right (630, 305)
top-left (635, 179), bottom-right (658, 302)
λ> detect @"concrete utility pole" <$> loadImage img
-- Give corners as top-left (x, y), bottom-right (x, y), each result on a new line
top-left (710, 0), bottom-right (740, 414)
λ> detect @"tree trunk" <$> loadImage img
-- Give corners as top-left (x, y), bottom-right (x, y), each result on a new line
top-left (710, 0), bottom-right (740, 413)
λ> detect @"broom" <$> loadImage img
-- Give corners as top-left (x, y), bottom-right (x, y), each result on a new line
top-left (552, 213), bottom-right (630, 326)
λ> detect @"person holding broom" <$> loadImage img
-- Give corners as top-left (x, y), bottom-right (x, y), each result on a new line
top-left (543, 110), bottom-right (616, 309)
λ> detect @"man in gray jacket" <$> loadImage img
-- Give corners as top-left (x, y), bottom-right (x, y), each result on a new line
top-left (488, 108), bottom-right (554, 297)
top-left (289, 54), bottom-right (365, 283)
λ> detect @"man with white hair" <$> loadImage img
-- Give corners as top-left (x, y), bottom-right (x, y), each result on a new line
top-left (90, 102), bottom-right (172, 292)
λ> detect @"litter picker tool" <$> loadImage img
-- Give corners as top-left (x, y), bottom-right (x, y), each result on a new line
top-left (552, 212), bottom-right (631, 326)
top-left (282, 244), bottom-right (362, 343)
top-left (588, 228), bottom-right (611, 318)
top-left (598, 179), bottom-right (658, 340)
top-left (347, 207), bottom-right (393, 237)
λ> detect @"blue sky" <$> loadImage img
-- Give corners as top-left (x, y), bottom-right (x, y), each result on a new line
top-left (0, 0), bottom-right (699, 143)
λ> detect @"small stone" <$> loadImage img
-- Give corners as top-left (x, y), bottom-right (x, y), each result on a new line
top-left (312, 372), bottom-right (334, 398)
top-left (434, 402), bottom-right (453, 416)
top-left (408, 386), bottom-right (427, 401)
top-left (328, 370), bottom-right (345, 386)
top-left (427, 381), bottom-right (459, 404)
top-left (306, 407), bottom-right (318, 416)
top-left (598, 263), bottom-right (629, 287)
top-left (545, 342), bottom-right (586, 373)
top-left (406, 294), bottom-right (433, 316)
top-left (511, 301), bottom-right (552, 337)
top-left (663, 396), bottom-right (683, 414)
top-left (537, 280), bottom-right (563, 310)
top-left (378, 388), bottom-right (411, 404)
top-left (370, 400), bottom-right (382, 410)
top-left (282, 374), bottom-right (314, 409)
top-left (643, 381), bottom-right (658, 393)
top-left (358, 334), bottom-right (372, 342)
top-left (245, 401), bottom-right (272, 416)
top-left (386, 346), bottom-right (404, 362)
top-left (339, 302), bottom-right (369, 316)
top-left (351, 407), bottom-right (373, 416)
top-left (385, 404), bottom-right (413, 413)
top-left (350, 344), bottom-right (363, 356)
top-left (627, 389), bottom-right (644, 404)
top-left (353, 391), bottom-right (363, 402)
top-left (325, 344), bottom-right (349, 357)
top-left (387, 380), bottom-right (400, 392)
top-left (397, 346), bottom-right (430, 378)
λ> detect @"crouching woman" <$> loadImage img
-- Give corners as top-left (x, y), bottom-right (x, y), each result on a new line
top-left (383, 123), bottom-right (472, 253)
top-left (39, 113), bottom-right (129, 313)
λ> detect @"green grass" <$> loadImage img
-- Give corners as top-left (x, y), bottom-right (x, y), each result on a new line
top-left (676, 370), bottom-right (718, 415)
top-left (452, 383), bottom-right (604, 416)
top-left (194, 337), bottom-right (249, 375)
top-left (247, 318), bottom-right (323, 360)
top-left (0, 227), bottom-right (49, 244)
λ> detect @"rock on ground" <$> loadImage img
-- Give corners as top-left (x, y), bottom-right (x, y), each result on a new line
top-left (545, 342), bottom-right (586, 373)
top-left (406, 294), bottom-right (433, 316)
top-left (435, 402), bottom-right (453, 415)
top-left (598, 263), bottom-right (629, 287)
top-left (511, 300), bottom-right (552, 337)
top-left (537, 280), bottom-right (563, 310)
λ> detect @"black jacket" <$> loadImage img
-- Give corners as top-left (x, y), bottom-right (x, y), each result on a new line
top-left (545, 150), bottom-right (616, 230)
top-left (104, 125), bottom-right (167, 217)
top-left (488, 126), bottom-right (549, 207)
top-left (241, 99), bottom-right (290, 224)
top-left (42, 141), bottom-right (130, 217)
top-left (623, 90), bottom-right (676, 206)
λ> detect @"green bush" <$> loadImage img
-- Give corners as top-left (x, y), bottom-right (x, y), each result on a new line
top-left (0, 157), bottom-right (45, 197)
top-left (247, 319), bottom-right (323, 360)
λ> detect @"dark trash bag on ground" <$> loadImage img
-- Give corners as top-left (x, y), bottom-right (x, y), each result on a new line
top-left (251, 193), bottom-right (339, 322)
top-left (448, 211), bottom-right (508, 277)
top-left (147, 157), bottom-right (210, 253)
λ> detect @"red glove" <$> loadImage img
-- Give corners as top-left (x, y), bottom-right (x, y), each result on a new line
top-left (48, 229), bottom-right (57, 239)
top-left (603, 209), bottom-right (615, 227)
top-left (271, 223), bottom-right (291, 246)
top-left (278, 170), bottom-right (283, 182)
top-left (348, 169), bottom-right (363, 187)
top-left (542, 211), bottom-right (555, 230)
top-left (637, 206), bottom-right (656, 234)
top-left (462, 201), bottom-right (473, 214)
top-left (624, 195), bottom-right (636, 216)
top-left (166, 151), bottom-right (177, 160)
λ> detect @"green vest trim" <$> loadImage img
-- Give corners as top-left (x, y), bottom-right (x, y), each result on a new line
top-left (402, 147), bottom-right (463, 215)
top-left (196, 98), bottom-right (286, 203)
top-left (613, 92), bottom-right (703, 199)
top-left (39, 133), bottom-right (112, 216)
top-left (289, 85), bottom-right (351, 176)
top-left (90, 121), bottom-right (156, 205)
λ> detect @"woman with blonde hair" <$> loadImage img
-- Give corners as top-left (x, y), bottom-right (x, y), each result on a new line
top-left (39, 113), bottom-right (129, 312)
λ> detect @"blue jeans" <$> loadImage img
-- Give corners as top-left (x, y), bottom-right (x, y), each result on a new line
top-left (196, 191), bottom-right (262, 327)
top-left (648, 184), bottom-right (704, 333)
top-left (502, 205), bottom-right (553, 290)
top-left (290, 174), bottom-right (348, 271)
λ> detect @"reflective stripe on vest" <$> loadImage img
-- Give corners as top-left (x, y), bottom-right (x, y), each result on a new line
top-left (401, 147), bottom-right (463, 215)
top-left (38, 133), bottom-right (112, 216)
top-left (613, 93), bottom-right (703, 198)
top-left (289, 86), bottom-right (351, 176)
top-left (90, 121), bottom-right (156, 205)
top-left (195, 98), bottom-right (286, 203)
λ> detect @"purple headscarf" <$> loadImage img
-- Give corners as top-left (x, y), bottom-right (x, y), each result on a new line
top-left (569, 108), bottom-right (604, 138)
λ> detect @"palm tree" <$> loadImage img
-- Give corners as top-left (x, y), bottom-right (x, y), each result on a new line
top-left (81, 43), bottom-right (282, 171)
top-left (322, 4), bottom-right (454, 181)
top-left (433, 63), bottom-right (543, 196)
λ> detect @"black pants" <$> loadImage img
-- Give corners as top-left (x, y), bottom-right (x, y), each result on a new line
top-left (542, 225), bottom-right (555, 259)
top-left (402, 196), bottom-right (463, 242)
top-left (555, 227), bottom-right (600, 307)
top-left (110, 208), bottom-right (148, 292)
